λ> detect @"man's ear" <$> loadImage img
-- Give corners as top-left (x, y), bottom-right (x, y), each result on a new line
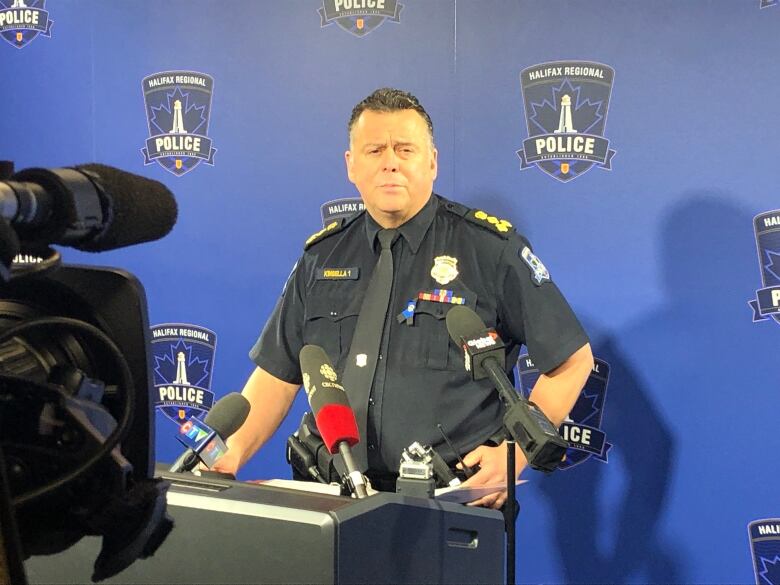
top-left (345, 150), bottom-right (355, 183)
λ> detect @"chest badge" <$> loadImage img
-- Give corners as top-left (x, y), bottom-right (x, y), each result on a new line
top-left (431, 256), bottom-right (459, 285)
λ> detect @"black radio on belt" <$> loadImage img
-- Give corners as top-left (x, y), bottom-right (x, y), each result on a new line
top-left (446, 306), bottom-right (568, 473)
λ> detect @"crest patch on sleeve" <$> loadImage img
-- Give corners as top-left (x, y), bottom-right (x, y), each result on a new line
top-left (520, 246), bottom-right (550, 285)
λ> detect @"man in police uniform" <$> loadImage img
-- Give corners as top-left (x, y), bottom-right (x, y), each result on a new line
top-left (214, 88), bottom-right (593, 508)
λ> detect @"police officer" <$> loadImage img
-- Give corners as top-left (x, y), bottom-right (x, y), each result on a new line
top-left (213, 88), bottom-right (593, 509)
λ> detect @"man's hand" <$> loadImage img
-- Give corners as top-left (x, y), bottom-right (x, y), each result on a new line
top-left (208, 447), bottom-right (242, 476)
top-left (459, 441), bottom-right (526, 509)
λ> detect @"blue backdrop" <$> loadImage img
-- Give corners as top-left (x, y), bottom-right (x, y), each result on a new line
top-left (2, 1), bottom-right (779, 583)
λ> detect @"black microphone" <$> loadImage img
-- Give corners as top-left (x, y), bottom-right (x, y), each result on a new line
top-left (169, 392), bottom-right (250, 474)
top-left (445, 305), bottom-right (567, 473)
top-left (299, 345), bottom-right (367, 498)
top-left (0, 163), bottom-right (177, 251)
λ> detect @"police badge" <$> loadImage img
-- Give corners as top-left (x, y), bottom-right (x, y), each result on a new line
top-left (748, 519), bottom-right (780, 585)
top-left (319, 0), bottom-right (402, 37)
top-left (430, 256), bottom-right (459, 286)
top-left (518, 354), bottom-right (612, 470)
top-left (141, 71), bottom-right (217, 177)
top-left (0, 0), bottom-right (53, 49)
top-left (517, 61), bottom-right (617, 183)
top-left (749, 210), bottom-right (780, 324)
top-left (151, 323), bottom-right (217, 427)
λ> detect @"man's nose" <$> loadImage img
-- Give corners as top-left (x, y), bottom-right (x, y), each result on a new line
top-left (381, 148), bottom-right (399, 171)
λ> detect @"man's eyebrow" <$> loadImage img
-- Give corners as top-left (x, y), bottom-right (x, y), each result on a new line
top-left (361, 140), bottom-right (417, 151)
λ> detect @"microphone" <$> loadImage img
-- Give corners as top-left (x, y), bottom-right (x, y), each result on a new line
top-left (0, 163), bottom-right (177, 251)
top-left (445, 305), bottom-right (568, 473)
top-left (299, 345), bottom-right (367, 498)
top-left (169, 392), bottom-right (250, 474)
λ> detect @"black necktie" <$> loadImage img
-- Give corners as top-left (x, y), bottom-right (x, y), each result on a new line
top-left (342, 228), bottom-right (397, 471)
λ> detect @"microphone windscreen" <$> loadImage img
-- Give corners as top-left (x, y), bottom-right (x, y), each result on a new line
top-left (73, 164), bottom-right (178, 252)
top-left (203, 392), bottom-right (251, 439)
top-left (315, 404), bottom-right (359, 453)
top-left (445, 305), bottom-right (487, 344)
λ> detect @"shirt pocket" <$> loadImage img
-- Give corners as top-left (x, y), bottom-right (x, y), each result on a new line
top-left (303, 293), bottom-right (362, 367)
top-left (412, 289), bottom-right (478, 371)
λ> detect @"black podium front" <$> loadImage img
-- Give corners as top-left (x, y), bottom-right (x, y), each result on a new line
top-left (25, 470), bottom-right (505, 584)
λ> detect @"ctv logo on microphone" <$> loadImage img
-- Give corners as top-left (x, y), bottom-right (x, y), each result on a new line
top-left (176, 416), bottom-right (226, 467)
top-left (0, 0), bottom-right (53, 49)
top-left (179, 419), bottom-right (211, 443)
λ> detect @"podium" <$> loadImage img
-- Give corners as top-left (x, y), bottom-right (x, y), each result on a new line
top-left (25, 469), bottom-right (505, 584)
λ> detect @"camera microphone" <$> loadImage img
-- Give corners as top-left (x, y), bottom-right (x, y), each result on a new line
top-left (0, 163), bottom-right (177, 252)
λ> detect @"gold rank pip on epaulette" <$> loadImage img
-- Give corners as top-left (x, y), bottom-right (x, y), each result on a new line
top-left (304, 219), bottom-right (343, 249)
top-left (465, 209), bottom-right (514, 237)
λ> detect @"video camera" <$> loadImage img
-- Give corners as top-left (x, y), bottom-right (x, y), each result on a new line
top-left (0, 161), bottom-right (178, 583)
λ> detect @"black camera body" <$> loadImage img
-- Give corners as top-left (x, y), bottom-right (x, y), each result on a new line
top-left (0, 264), bottom-right (154, 493)
top-left (0, 159), bottom-right (178, 582)
top-left (0, 263), bottom-right (172, 581)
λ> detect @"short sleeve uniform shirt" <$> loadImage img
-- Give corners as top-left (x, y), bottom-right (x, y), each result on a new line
top-left (250, 194), bottom-right (588, 474)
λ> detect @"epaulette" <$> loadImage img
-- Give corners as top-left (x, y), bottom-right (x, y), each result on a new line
top-left (463, 208), bottom-right (514, 238)
top-left (303, 211), bottom-right (363, 250)
top-left (304, 218), bottom-right (344, 250)
top-left (440, 199), bottom-right (469, 217)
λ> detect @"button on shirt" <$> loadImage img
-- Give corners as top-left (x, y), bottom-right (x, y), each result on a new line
top-left (250, 194), bottom-right (589, 474)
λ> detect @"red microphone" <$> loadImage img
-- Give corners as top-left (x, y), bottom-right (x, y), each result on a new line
top-left (299, 345), bottom-right (367, 498)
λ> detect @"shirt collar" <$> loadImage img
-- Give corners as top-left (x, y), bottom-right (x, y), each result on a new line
top-left (364, 193), bottom-right (438, 254)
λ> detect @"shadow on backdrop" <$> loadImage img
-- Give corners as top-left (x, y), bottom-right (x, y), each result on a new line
top-left (534, 193), bottom-right (757, 583)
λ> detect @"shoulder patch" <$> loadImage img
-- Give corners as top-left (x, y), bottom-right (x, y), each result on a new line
top-left (464, 209), bottom-right (514, 238)
top-left (304, 218), bottom-right (345, 249)
top-left (520, 246), bottom-right (551, 285)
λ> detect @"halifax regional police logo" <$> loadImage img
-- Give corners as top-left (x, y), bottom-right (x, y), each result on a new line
top-left (0, 0), bottom-right (52, 49)
top-left (151, 323), bottom-right (217, 427)
top-left (518, 354), bottom-right (612, 469)
top-left (319, 0), bottom-right (402, 37)
top-left (321, 197), bottom-right (364, 227)
top-left (517, 61), bottom-right (616, 183)
top-left (141, 71), bottom-right (217, 177)
top-left (749, 519), bottom-right (780, 585)
top-left (749, 210), bottom-right (780, 324)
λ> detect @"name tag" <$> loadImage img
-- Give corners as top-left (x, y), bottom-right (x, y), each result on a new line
top-left (316, 267), bottom-right (360, 280)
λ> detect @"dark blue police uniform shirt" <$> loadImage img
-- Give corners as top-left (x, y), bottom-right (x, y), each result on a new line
top-left (250, 194), bottom-right (588, 474)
